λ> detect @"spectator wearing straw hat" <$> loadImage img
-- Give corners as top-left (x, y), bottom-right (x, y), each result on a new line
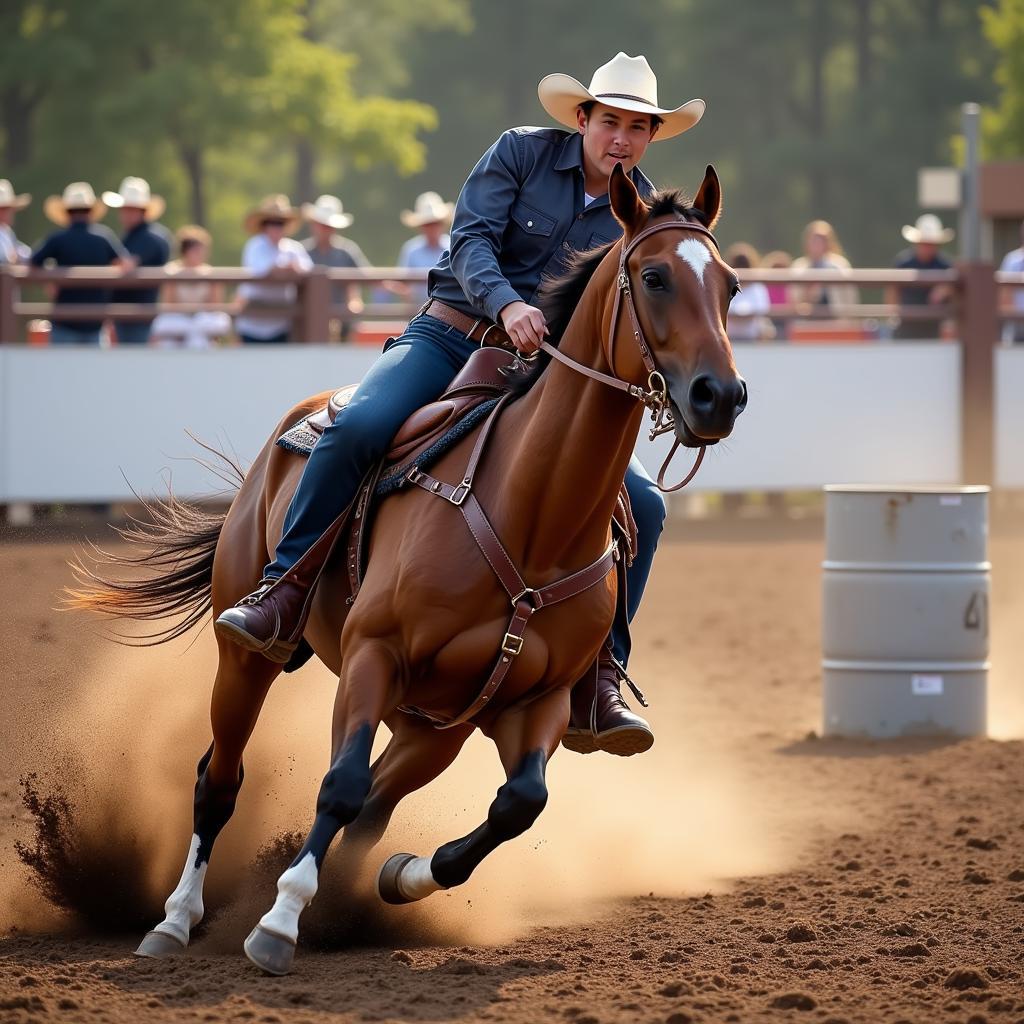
top-left (396, 191), bottom-right (453, 305)
top-left (236, 194), bottom-right (312, 345)
top-left (889, 214), bottom-right (955, 340)
top-left (103, 176), bottom-right (171, 345)
top-left (0, 179), bottom-right (31, 265)
top-left (302, 195), bottom-right (369, 342)
top-left (31, 182), bottom-right (129, 345)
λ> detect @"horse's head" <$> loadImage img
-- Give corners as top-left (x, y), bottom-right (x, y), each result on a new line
top-left (607, 164), bottom-right (747, 447)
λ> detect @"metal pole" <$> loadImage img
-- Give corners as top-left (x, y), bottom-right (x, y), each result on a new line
top-left (960, 103), bottom-right (981, 262)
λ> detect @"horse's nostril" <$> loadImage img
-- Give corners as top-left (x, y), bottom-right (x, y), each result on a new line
top-left (689, 375), bottom-right (717, 414)
top-left (736, 378), bottom-right (748, 411)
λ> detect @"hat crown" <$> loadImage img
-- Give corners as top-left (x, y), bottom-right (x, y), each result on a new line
top-left (63, 181), bottom-right (97, 207)
top-left (312, 194), bottom-right (343, 215)
top-left (588, 52), bottom-right (657, 107)
top-left (117, 176), bottom-right (152, 204)
top-left (915, 214), bottom-right (943, 235)
top-left (414, 192), bottom-right (446, 216)
top-left (0, 179), bottom-right (13, 202)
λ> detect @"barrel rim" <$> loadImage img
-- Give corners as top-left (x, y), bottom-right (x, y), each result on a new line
top-left (822, 560), bottom-right (992, 572)
top-left (824, 484), bottom-right (990, 495)
top-left (823, 659), bottom-right (990, 672)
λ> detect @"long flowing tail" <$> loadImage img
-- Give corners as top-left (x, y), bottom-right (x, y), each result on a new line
top-left (63, 442), bottom-right (245, 645)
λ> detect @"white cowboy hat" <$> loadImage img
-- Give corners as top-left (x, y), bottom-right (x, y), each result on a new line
top-left (902, 214), bottom-right (955, 245)
top-left (301, 194), bottom-right (353, 230)
top-left (538, 52), bottom-right (705, 142)
top-left (245, 193), bottom-right (302, 235)
top-left (400, 191), bottom-right (454, 228)
top-left (102, 176), bottom-right (166, 220)
top-left (0, 179), bottom-right (31, 210)
top-left (43, 182), bottom-right (106, 226)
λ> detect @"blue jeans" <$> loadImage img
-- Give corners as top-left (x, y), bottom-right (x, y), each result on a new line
top-left (116, 321), bottom-right (152, 345)
top-left (50, 324), bottom-right (102, 345)
top-left (268, 313), bottom-right (665, 668)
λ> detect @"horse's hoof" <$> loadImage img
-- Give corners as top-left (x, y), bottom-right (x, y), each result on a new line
top-left (134, 929), bottom-right (186, 958)
top-left (244, 924), bottom-right (296, 976)
top-left (377, 853), bottom-right (418, 905)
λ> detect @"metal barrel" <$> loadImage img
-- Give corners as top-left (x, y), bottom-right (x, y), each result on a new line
top-left (822, 485), bottom-right (989, 738)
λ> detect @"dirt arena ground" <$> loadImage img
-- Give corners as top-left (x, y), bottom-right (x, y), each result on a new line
top-left (0, 513), bottom-right (1022, 1024)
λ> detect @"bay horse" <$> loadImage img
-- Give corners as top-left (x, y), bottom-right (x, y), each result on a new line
top-left (68, 165), bottom-right (746, 974)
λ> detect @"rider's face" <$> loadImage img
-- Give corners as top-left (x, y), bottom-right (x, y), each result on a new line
top-left (577, 103), bottom-right (658, 185)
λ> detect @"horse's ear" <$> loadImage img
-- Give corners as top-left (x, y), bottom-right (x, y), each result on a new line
top-left (609, 163), bottom-right (646, 234)
top-left (693, 165), bottom-right (722, 230)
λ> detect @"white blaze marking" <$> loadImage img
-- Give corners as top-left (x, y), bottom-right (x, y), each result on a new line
top-left (675, 238), bottom-right (712, 286)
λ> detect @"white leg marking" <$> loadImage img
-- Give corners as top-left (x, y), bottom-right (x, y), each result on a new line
top-left (257, 851), bottom-right (319, 943)
top-left (675, 238), bottom-right (712, 285)
top-left (152, 834), bottom-right (207, 946)
top-left (398, 856), bottom-right (442, 901)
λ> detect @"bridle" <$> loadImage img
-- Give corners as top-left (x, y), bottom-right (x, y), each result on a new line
top-left (537, 217), bottom-right (722, 492)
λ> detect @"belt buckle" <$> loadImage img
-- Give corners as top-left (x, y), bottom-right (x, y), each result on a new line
top-left (406, 466), bottom-right (424, 485)
top-left (448, 480), bottom-right (471, 506)
top-left (501, 633), bottom-right (524, 656)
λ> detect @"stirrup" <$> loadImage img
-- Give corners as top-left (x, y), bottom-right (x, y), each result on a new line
top-left (606, 652), bottom-right (649, 708)
top-left (238, 578), bottom-right (278, 606)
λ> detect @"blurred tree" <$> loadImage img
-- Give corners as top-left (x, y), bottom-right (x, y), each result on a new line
top-left (981, 0), bottom-right (1024, 156)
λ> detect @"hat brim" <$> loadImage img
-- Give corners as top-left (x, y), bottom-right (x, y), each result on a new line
top-left (0, 194), bottom-right (31, 210)
top-left (538, 73), bottom-right (705, 141)
top-left (901, 224), bottom-right (955, 244)
top-left (301, 203), bottom-right (353, 230)
top-left (101, 192), bottom-right (166, 221)
top-left (400, 203), bottom-right (454, 228)
top-left (245, 209), bottom-right (301, 235)
top-left (44, 196), bottom-right (106, 226)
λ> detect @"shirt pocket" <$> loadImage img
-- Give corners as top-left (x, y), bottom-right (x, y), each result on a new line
top-left (588, 230), bottom-right (619, 251)
top-left (509, 198), bottom-right (556, 238)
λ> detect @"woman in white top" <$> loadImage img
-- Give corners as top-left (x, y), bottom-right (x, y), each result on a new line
top-left (790, 219), bottom-right (858, 311)
top-left (724, 242), bottom-right (773, 342)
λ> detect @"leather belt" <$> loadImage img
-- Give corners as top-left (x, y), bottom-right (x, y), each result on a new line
top-left (422, 299), bottom-right (512, 347)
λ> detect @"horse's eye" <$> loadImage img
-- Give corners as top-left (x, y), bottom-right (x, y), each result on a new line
top-left (641, 270), bottom-right (664, 290)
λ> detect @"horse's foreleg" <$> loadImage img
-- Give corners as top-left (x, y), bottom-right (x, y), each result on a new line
top-left (334, 713), bottom-right (474, 876)
top-left (377, 686), bottom-right (570, 905)
top-left (244, 641), bottom-right (400, 975)
top-left (136, 644), bottom-right (281, 957)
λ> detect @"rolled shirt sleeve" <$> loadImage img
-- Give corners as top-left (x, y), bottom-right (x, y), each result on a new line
top-left (448, 130), bottom-right (527, 323)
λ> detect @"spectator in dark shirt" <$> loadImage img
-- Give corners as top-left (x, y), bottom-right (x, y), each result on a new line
top-left (32, 182), bottom-right (129, 345)
top-left (102, 177), bottom-right (171, 345)
top-left (888, 214), bottom-right (955, 340)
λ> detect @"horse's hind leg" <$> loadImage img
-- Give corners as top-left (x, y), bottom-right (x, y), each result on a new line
top-left (377, 686), bottom-right (570, 905)
top-left (136, 643), bottom-right (282, 957)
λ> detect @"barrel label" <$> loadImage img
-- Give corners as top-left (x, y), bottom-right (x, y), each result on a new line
top-left (911, 674), bottom-right (944, 695)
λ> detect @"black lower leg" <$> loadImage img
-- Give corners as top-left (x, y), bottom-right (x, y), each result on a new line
top-left (293, 723), bottom-right (374, 870)
top-left (193, 743), bottom-right (244, 866)
top-left (430, 749), bottom-right (548, 889)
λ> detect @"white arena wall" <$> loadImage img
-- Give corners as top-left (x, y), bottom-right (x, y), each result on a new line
top-left (0, 341), bottom-right (1010, 504)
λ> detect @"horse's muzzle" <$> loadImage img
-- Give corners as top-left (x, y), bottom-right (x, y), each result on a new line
top-left (677, 372), bottom-right (747, 443)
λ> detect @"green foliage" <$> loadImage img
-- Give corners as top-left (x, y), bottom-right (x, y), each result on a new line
top-left (981, 0), bottom-right (1024, 156)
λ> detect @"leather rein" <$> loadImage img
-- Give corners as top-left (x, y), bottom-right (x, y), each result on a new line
top-left (538, 217), bottom-right (722, 492)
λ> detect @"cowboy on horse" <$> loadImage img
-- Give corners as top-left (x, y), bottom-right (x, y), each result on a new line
top-left (215, 52), bottom-right (707, 757)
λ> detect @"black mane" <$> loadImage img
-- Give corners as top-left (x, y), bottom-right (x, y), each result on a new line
top-left (506, 187), bottom-right (700, 397)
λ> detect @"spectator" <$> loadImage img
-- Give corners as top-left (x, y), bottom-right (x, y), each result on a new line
top-left (724, 242), bottom-right (773, 341)
top-left (888, 214), bottom-right (955, 340)
top-left (236, 194), bottom-right (312, 345)
top-left (762, 249), bottom-right (793, 338)
top-left (791, 220), bottom-right (858, 312)
top-left (32, 182), bottom-right (128, 346)
top-left (150, 226), bottom-right (231, 349)
top-left (301, 194), bottom-right (368, 342)
top-left (102, 177), bottom-right (171, 345)
top-left (0, 179), bottom-right (31, 265)
top-left (999, 220), bottom-right (1024, 344)
top-left (397, 191), bottom-right (454, 306)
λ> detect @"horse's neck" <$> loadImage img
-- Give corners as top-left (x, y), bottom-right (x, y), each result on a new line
top-left (489, 262), bottom-right (646, 571)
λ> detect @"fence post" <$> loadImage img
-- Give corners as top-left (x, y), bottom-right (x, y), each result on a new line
top-left (957, 262), bottom-right (997, 486)
top-left (298, 267), bottom-right (330, 343)
top-left (0, 268), bottom-right (17, 344)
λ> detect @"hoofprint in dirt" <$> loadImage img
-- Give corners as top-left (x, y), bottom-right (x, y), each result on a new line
top-left (1, 525), bottom-right (1022, 1023)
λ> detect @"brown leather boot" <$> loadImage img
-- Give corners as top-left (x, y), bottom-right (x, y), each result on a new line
top-left (214, 506), bottom-right (351, 664)
top-left (562, 648), bottom-right (654, 757)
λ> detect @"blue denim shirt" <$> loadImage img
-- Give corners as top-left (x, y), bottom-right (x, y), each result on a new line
top-left (427, 128), bottom-right (655, 322)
